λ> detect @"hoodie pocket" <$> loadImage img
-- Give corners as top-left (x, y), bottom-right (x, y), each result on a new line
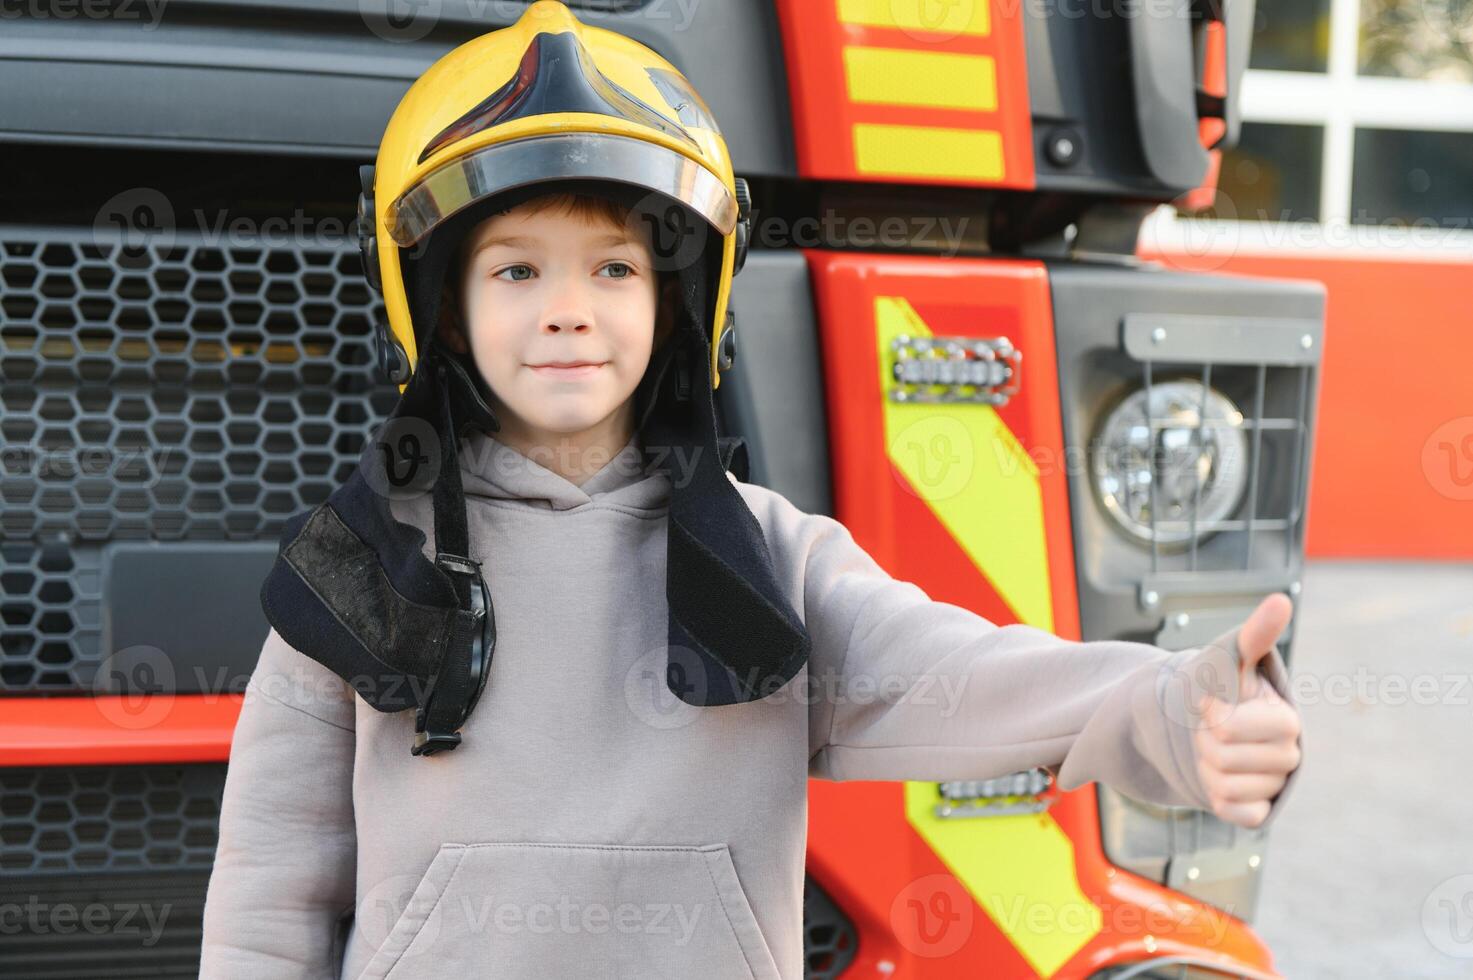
top-left (354, 841), bottom-right (781, 980)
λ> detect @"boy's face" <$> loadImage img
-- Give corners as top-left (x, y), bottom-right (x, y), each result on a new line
top-left (442, 197), bottom-right (676, 451)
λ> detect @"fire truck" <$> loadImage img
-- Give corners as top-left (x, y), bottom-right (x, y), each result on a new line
top-left (0, 0), bottom-right (1323, 976)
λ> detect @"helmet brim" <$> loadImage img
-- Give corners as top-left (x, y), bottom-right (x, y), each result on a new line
top-left (386, 131), bottom-right (737, 250)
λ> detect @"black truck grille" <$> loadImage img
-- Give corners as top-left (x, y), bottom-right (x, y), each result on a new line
top-left (0, 228), bottom-right (398, 693)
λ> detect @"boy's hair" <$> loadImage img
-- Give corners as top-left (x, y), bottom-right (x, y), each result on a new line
top-left (438, 190), bottom-right (675, 349)
top-left (513, 190), bottom-right (633, 230)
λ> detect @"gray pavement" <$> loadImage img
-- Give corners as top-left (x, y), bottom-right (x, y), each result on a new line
top-left (1254, 560), bottom-right (1473, 978)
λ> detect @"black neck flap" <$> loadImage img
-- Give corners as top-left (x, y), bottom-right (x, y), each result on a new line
top-left (258, 181), bottom-right (810, 757)
top-left (259, 342), bottom-right (470, 714)
top-left (639, 264), bottom-right (811, 705)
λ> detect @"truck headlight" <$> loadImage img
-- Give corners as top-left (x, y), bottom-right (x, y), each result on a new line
top-left (1090, 380), bottom-right (1248, 547)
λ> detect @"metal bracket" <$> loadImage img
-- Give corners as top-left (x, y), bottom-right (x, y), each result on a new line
top-left (1122, 314), bottom-right (1322, 366)
top-left (1138, 571), bottom-right (1302, 614)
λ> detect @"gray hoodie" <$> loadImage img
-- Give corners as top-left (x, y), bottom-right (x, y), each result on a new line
top-left (199, 429), bottom-right (1302, 980)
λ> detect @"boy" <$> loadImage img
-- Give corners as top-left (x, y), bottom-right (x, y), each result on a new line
top-left (200, 4), bottom-right (1304, 978)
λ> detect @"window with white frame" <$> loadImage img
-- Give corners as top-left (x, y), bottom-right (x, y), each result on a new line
top-left (1194, 0), bottom-right (1473, 237)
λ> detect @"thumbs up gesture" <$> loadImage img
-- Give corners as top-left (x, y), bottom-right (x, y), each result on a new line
top-left (1191, 593), bottom-right (1304, 829)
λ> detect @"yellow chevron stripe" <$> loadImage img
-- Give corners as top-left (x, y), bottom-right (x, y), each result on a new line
top-left (837, 0), bottom-right (991, 37)
top-left (853, 124), bottom-right (1005, 181)
top-left (843, 47), bottom-right (998, 112)
top-left (904, 783), bottom-right (1101, 976)
top-left (880, 296), bottom-right (1095, 972)
top-left (875, 296), bottom-right (1053, 631)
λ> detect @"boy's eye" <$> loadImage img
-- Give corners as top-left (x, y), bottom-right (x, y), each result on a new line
top-left (600, 261), bottom-right (634, 280)
top-left (493, 264), bottom-right (535, 282)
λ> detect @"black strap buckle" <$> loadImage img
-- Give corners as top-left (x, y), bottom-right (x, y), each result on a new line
top-left (411, 724), bottom-right (462, 756)
top-left (410, 552), bottom-right (495, 757)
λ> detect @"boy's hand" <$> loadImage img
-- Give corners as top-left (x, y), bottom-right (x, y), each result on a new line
top-left (1191, 593), bottom-right (1303, 829)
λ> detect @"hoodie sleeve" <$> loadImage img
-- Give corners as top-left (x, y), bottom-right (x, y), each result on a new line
top-left (199, 628), bottom-right (358, 979)
top-left (791, 504), bottom-right (1303, 827)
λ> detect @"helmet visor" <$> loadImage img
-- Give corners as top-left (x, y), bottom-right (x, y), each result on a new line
top-left (385, 132), bottom-right (737, 248)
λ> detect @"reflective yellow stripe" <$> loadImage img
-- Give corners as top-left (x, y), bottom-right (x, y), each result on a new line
top-left (853, 124), bottom-right (1005, 181)
top-left (879, 297), bottom-right (1097, 972)
top-left (875, 296), bottom-right (1053, 631)
top-left (836, 0), bottom-right (991, 37)
top-left (843, 47), bottom-right (998, 112)
top-left (904, 783), bottom-right (1102, 976)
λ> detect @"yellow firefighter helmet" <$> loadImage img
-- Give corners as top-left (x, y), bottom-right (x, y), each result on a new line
top-left (357, 0), bottom-right (750, 393)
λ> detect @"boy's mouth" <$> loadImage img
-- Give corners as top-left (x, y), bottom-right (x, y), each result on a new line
top-left (528, 360), bottom-right (606, 379)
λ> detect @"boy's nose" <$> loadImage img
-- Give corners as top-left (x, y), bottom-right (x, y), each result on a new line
top-left (540, 280), bottom-right (595, 334)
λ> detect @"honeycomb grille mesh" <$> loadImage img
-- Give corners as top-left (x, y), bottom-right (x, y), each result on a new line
top-left (0, 763), bottom-right (224, 875)
top-left (0, 228), bottom-right (399, 692)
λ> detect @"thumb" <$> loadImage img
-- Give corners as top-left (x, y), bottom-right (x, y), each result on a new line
top-left (1236, 593), bottom-right (1293, 700)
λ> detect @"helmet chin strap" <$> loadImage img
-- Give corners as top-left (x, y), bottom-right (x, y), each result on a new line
top-left (406, 342), bottom-right (498, 754)
top-left (433, 338), bottom-right (502, 441)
